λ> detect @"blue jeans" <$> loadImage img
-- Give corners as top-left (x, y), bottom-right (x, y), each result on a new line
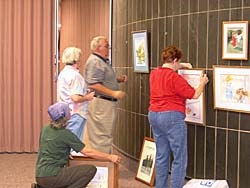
top-left (66, 114), bottom-right (86, 141)
top-left (148, 111), bottom-right (187, 188)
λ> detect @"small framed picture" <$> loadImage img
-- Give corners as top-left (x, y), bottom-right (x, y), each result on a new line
top-left (213, 65), bottom-right (250, 113)
top-left (132, 31), bottom-right (149, 73)
top-left (178, 69), bottom-right (205, 124)
top-left (135, 137), bottom-right (156, 187)
top-left (222, 21), bottom-right (248, 60)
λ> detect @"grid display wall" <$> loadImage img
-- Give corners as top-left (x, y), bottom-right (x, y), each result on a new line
top-left (112, 0), bottom-right (250, 188)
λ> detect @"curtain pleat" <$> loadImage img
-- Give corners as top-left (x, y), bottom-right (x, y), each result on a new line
top-left (60, 0), bottom-right (110, 73)
top-left (0, 0), bottom-right (55, 152)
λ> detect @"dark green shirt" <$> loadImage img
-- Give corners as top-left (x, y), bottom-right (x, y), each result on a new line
top-left (36, 125), bottom-right (85, 177)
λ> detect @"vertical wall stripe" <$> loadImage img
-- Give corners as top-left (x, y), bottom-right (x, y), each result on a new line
top-left (187, 0), bottom-right (190, 61)
top-left (194, 125), bottom-right (197, 176)
top-left (237, 114), bottom-right (241, 188)
top-left (204, 0), bottom-right (209, 177)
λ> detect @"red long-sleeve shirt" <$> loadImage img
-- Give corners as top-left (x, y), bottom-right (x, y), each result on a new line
top-left (149, 67), bottom-right (195, 114)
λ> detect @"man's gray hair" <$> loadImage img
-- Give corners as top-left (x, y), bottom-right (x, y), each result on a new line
top-left (90, 36), bottom-right (107, 52)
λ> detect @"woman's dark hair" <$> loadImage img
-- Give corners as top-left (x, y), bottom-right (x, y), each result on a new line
top-left (161, 45), bottom-right (183, 64)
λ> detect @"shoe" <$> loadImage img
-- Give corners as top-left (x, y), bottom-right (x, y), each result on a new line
top-left (31, 183), bottom-right (38, 188)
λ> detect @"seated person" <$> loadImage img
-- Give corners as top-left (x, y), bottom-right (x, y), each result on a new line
top-left (31, 102), bottom-right (121, 188)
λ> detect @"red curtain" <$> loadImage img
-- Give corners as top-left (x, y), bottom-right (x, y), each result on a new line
top-left (0, 0), bottom-right (110, 152)
top-left (60, 0), bottom-right (110, 73)
top-left (0, 0), bottom-right (55, 152)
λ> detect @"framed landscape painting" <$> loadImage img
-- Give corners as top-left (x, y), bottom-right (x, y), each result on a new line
top-left (135, 137), bottom-right (156, 187)
top-left (222, 21), bottom-right (248, 60)
top-left (213, 66), bottom-right (250, 113)
top-left (132, 31), bottom-right (149, 73)
top-left (178, 69), bottom-right (205, 124)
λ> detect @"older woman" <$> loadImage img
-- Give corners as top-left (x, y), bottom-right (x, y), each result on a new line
top-left (57, 47), bottom-right (94, 140)
top-left (31, 102), bottom-right (120, 188)
top-left (148, 46), bottom-right (208, 188)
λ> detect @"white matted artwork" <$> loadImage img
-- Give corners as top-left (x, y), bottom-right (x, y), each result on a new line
top-left (213, 65), bottom-right (250, 113)
top-left (132, 31), bottom-right (149, 73)
top-left (87, 167), bottom-right (108, 188)
top-left (178, 69), bottom-right (205, 124)
top-left (135, 137), bottom-right (156, 187)
top-left (71, 151), bottom-right (85, 157)
top-left (222, 21), bottom-right (248, 60)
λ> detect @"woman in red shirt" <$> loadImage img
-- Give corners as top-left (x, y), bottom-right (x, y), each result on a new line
top-left (148, 46), bottom-right (208, 188)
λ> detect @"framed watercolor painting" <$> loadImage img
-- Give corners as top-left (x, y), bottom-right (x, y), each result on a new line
top-left (135, 137), bottom-right (156, 187)
top-left (222, 21), bottom-right (248, 60)
top-left (132, 31), bottom-right (149, 73)
top-left (213, 66), bottom-right (250, 113)
top-left (178, 69), bottom-right (205, 124)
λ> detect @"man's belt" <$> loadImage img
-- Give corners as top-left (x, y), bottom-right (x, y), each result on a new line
top-left (94, 95), bottom-right (117, 102)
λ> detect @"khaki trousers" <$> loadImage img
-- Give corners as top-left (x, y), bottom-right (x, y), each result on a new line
top-left (83, 97), bottom-right (117, 154)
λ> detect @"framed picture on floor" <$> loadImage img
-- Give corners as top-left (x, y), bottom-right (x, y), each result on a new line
top-left (178, 69), bottom-right (206, 124)
top-left (69, 156), bottom-right (118, 188)
top-left (132, 30), bottom-right (149, 73)
top-left (213, 65), bottom-right (250, 113)
top-left (135, 137), bottom-right (156, 187)
top-left (222, 21), bottom-right (248, 60)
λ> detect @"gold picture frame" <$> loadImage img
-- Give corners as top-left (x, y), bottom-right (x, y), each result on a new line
top-left (213, 65), bottom-right (250, 113)
top-left (222, 21), bottom-right (248, 60)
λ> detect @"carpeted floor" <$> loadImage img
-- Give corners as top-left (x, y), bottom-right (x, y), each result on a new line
top-left (0, 153), bottom-right (154, 188)
top-left (0, 153), bottom-right (37, 188)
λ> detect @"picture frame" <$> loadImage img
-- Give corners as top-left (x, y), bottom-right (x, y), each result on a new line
top-left (178, 69), bottom-right (205, 124)
top-left (69, 156), bottom-right (118, 188)
top-left (213, 65), bottom-right (250, 113)
top-left (132, 31), bottom-right (149, 73)
top-left (222, 21), bottom-right (248, 60)
top-left (135, 137), bottom-right (156, 187)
